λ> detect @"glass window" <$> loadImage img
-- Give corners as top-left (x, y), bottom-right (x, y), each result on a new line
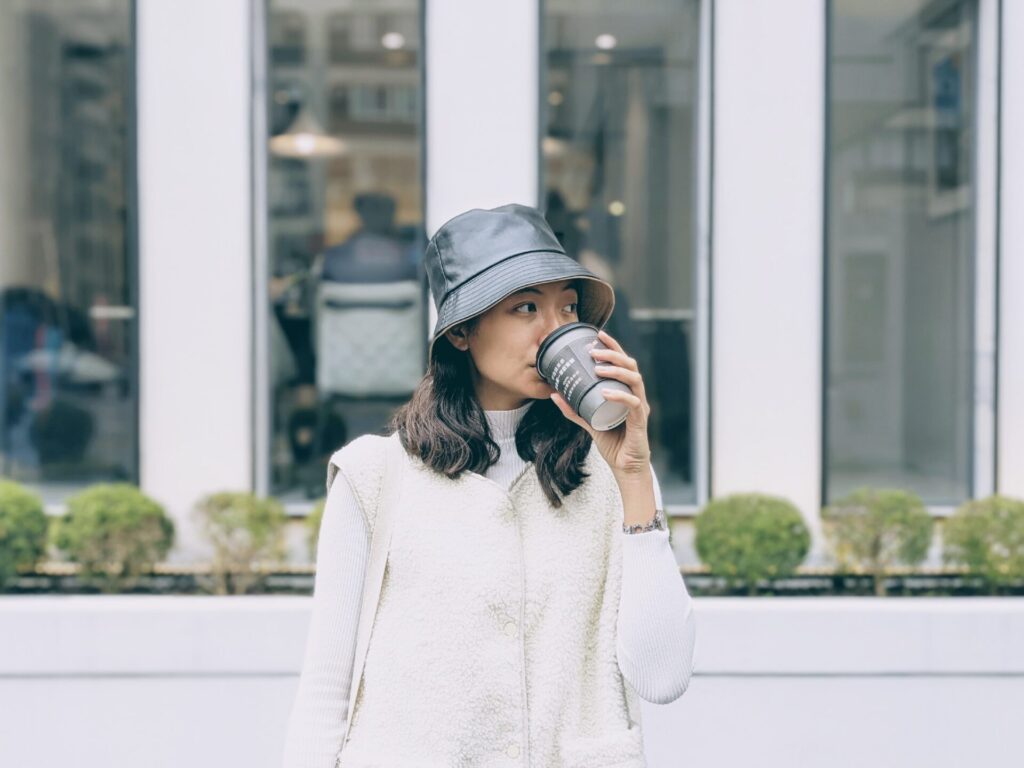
top-left (0, 1), bottom-right (137, 501)
top-left (541, 0), bottom-right (704, 505)
top-left (826, 0), bottom-right (977, 504)
top-left (266, 1), bottom-right (425, 501)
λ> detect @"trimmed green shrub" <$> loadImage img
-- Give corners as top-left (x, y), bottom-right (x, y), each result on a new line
top-left (944, 495), bottom-right (1024, 589)
top-left (192, 492), bottom-right (287, 595)
top-left (0, 480), bottom-right (49, 589)
top-left (52, 483), bottom-right (175, 593)
top-left (305, 497), bottom-right (326, 562)
top-left (695, 493), bottom-right (810, 594)
top-left (822, 488), bottom-right (933, 596)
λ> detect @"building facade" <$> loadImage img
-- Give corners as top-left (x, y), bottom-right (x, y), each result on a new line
top-left (1, 0), bottom-right (1021, 565)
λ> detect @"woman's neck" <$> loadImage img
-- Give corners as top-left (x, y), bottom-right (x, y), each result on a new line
top-left (483, 400), bottom-right (532, 441)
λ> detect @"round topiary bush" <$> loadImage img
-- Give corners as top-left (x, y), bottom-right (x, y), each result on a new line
top-left (0, 480), bottom-right (49, 589)
top-left (822, 487), bottom-right (933, 596)
top-left (695, 493), bottom-right (810, 594)
top-left (943, 494), bottom-right (1024, 590)
top-left (192, 492), bottom-right (287, 595)
top-left (305, 497), bottom-right (326, 563)
top-left (52, 483), bottom-right (175, 593)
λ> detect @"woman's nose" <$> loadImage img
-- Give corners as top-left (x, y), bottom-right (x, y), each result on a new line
top-left (540, 308), bottom-right (571, 340)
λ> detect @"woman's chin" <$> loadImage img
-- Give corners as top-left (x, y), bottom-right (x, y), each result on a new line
top-left (524, 368), bottom-right (553, 394)
top-left (531, 379), bottom-right (554, 394)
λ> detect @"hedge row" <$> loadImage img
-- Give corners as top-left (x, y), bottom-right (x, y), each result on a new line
top-left (695, 489), bottom-right (1024, 595)
top-left (0, 480), bottom-right (301, 595)
top-left (2, 478), bottom-right (1023, 596)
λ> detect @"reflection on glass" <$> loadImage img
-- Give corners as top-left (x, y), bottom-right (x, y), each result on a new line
top-left (826, 0), bottom-right (977, 504)
top-left (0, 1), bottom-right (136, 501)
top-left (542, 0), bottom-right (702, 505)
top-left (267, 1), bottom-right (424, 500)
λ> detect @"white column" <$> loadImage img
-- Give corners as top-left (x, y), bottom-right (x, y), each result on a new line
top-left (711, 1), bottom-right (826, 559)
top-left (137, 0), bottom-right (253, 563)
top-left (424, 0), bottom-right (538, 248)
top-left (425, 0), bottom-right (538, 233)
top-left (999, 1), bottom-right (1024, 497)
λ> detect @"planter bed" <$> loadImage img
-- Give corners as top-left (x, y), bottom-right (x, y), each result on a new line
top-left (3, 563), bottom-right (1022, 596)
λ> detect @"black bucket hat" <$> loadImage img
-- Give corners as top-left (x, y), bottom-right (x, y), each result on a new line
top-left (425, 203), bottom-right (615, 363)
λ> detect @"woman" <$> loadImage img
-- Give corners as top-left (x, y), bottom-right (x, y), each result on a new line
top-left (282, 204), bottom-right (696, 767)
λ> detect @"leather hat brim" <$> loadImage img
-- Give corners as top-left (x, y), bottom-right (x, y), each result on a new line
top-left (428, 250), bottom-right (615, 363)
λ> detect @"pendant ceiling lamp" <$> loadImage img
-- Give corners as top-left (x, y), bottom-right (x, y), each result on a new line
top-left (269, 102), bottom-right (346, 159)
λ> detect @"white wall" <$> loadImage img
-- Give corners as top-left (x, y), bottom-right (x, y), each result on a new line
top-left (1, 596), bottom-right (1021, 768)
top-left (425, 0), bottom-right (538, 236)
top-left (999, 1), bottom-right (1024, 497)
top-left (137, 0), bottom-right (254, 563)
top-left (425, 0), bottom-right (538, 234)
top-left (711, 2), bottom-right (826, 558)
top-left (127, 0), bottom-right (1024, 566)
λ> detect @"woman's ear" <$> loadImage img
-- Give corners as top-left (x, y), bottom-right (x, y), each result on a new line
top-left (445, 326), bottom-right (469, 351)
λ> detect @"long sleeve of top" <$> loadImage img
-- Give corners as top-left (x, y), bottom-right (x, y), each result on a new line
top-left (281, 466), bottom-right (368, 768)
top-left (615, 479), bottom-right (697, 704)
top-left (281, 403), bottom-right (696, 767)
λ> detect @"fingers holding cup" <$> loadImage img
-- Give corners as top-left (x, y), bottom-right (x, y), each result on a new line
top-left (593, 330), bottom-right (647, 406)
top-left (550, 391), bottom-right (595, 437)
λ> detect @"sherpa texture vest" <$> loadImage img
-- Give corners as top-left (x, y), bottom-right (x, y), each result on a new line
top-left (326, 431), bottom-right (646, 768)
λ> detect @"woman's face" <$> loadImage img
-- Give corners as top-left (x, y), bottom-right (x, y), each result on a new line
top-left (444, 279), bottom-right (580, 410)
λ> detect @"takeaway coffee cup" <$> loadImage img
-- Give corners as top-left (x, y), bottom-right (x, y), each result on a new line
top-left (536, 322), bottom-right (632, 431)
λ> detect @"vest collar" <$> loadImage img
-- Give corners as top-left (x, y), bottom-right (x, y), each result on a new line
top-left (462, 460), bottom-right (536, 499)
top-left (400, 434), bottom-right (601, 504)
top-left (403, 435), bottom-right (538, 502)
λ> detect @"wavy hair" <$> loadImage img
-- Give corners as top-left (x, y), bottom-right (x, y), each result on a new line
top-left (386, 314), bottom-right (593, 508)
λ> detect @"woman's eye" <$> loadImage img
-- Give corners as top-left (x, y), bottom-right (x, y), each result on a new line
top-left (512, 301), bottom-right (577, 314)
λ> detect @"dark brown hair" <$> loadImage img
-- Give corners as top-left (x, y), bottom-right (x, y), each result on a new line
top-left (386, 315), bottom-right (593, 507)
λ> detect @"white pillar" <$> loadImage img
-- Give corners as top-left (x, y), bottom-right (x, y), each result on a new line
top-left (425, 0), bottom-right (538, 233)
top-left (711, 0), bottom-right (826, 560)
top-left (137, 0), bottom-right (253, 563)
top-left (425, 0), bottom-right (538, 230)
top-left (425, 0), bottom-right (539, 334)
top-left (999, 1), bottom-right (1024, 497)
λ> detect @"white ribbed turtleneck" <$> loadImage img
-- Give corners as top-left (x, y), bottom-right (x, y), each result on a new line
top-left (481, 401), bottom-right (533, 488)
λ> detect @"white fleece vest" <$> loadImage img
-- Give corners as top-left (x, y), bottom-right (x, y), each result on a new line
top-left (326, 431), bottom-right (645, 768)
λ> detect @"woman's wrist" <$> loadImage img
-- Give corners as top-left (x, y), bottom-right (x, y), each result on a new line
top-left (611, 460), bottom-right (653, 483)
top-left (615, 467), bottom-right (660, 529)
